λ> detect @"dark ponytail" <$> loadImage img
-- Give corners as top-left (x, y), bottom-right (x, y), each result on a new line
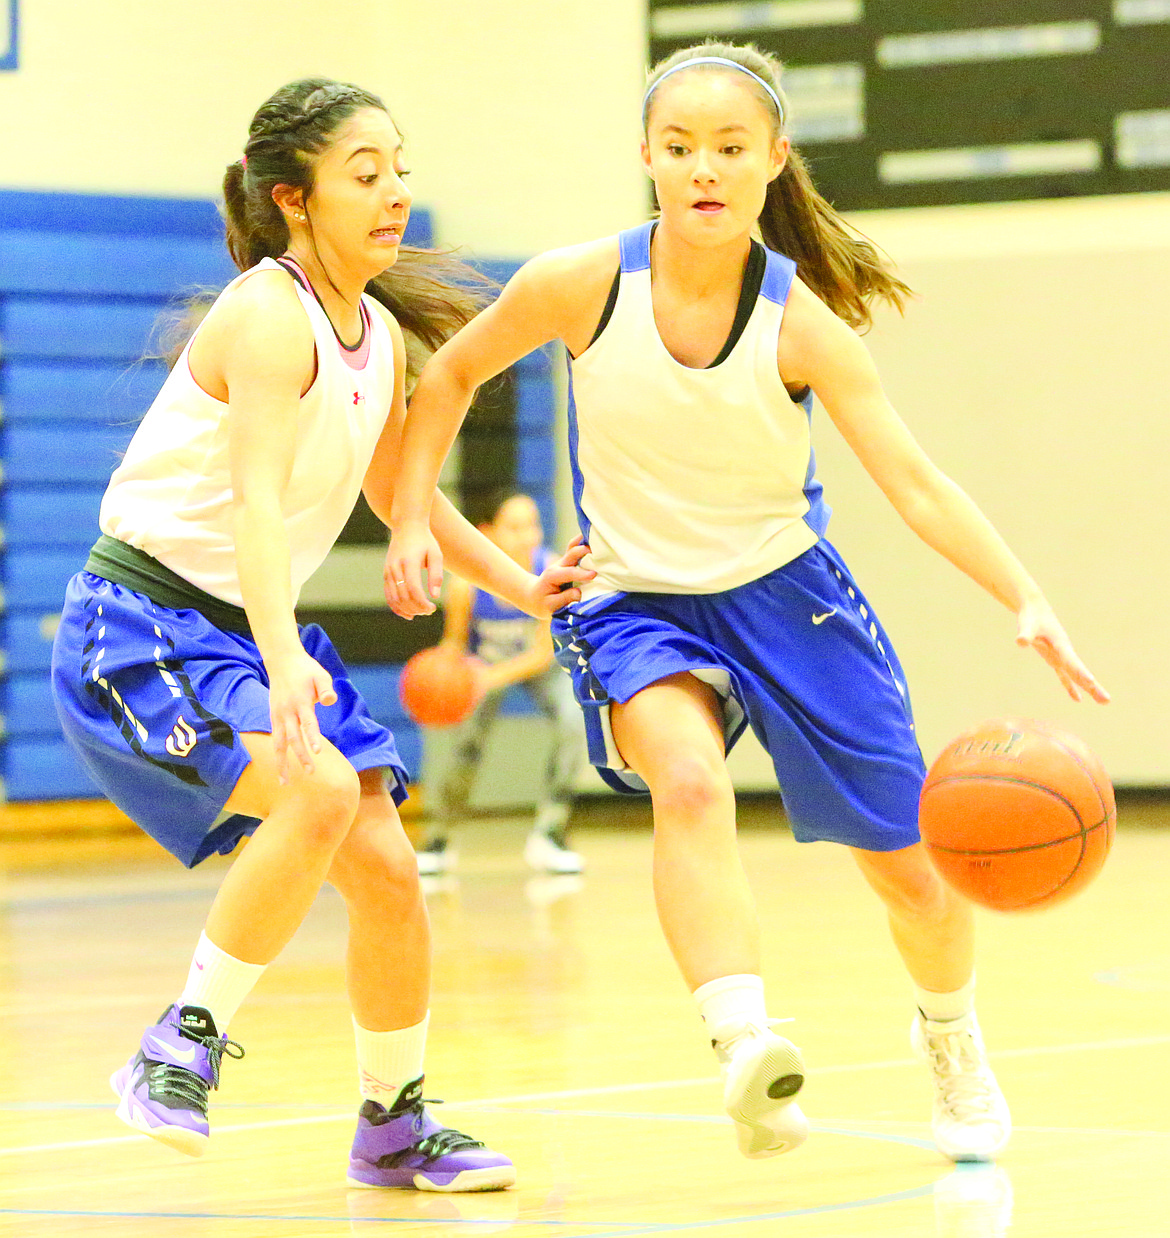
top-left (645, 42), bottom-right (910, 330)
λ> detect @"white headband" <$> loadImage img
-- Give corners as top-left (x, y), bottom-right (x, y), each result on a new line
top-left (642, 57), bottom-right (785, 127)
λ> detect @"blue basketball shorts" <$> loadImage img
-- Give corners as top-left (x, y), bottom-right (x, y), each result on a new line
top-left (51, 573), bottom-right (409, 868)
top-left (551, 541), bottom-right (925, 852)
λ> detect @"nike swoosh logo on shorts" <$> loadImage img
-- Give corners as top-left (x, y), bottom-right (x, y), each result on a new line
top-left (146, 1036), bottom-right (199, 1065)
top-left (812, 610), bottom-right (837, 625)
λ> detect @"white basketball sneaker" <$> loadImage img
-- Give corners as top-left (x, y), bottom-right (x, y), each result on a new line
top-left (523, 827), bottom-right (584, 875)
top-left (912, 1012), bottom-right (1012, 1162)
top-left (415, 837), bottom-right (457, 877)
top-left (716, 1021), bottom-right (808, 1158)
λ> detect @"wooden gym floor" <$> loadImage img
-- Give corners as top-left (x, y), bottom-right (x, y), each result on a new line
top-left (1, 793), bottom-right (1168, 1236)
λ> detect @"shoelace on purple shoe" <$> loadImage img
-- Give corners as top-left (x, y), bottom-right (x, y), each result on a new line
top-left (144, 1034), bottom-right (244, 1112)
top-left (375, 1126), bottom-right (488, 1169)
top-left (375, 1094), bottom-right (487, 1168)
top-left (186, 1032), bottom-right (245, 1090)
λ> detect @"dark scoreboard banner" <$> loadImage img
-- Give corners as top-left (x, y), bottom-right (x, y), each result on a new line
top-left (648, 1), bottom-right (1170, 209)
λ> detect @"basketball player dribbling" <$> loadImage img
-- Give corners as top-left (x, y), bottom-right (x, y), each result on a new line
top-left (384, 42), bottom-right (1109, 1164)
top-left (50, 78), bottom-right (590, 1190)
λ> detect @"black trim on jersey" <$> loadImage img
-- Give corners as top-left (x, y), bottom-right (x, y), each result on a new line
top-left (707, 239), bottom-right (766, 369)
top-left (275, 255), bottom-right (370, 352)
top-left (583, 236), bottom-right (782, 374)
top-left (588, 269), bottom-right (622, 351)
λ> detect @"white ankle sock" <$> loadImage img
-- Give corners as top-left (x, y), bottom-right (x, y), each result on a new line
top-left (354, 1013), bottom-right (430, 1105)
top-left (179, 932), bottom-right (267, 1033)
top-left (693, 974), bottom-right (768, 1046)
top-left (914, 975), bottom-right (976, 1024)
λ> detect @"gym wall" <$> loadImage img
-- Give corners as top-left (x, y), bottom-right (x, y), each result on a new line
top-left (0, 1), bottom-right (1165, 796)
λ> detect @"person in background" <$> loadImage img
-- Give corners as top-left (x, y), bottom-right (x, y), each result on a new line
top-left (417, 489), bottom-right (587, 877)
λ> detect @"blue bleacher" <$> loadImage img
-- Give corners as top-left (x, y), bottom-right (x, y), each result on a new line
top-left (0, 189), bottom-right (557, 802)
top-left (0, 190), bottom-right (245, 800)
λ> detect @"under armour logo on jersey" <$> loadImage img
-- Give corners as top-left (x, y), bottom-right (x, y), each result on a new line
top-left (165, 716), bottom-right (197, 758)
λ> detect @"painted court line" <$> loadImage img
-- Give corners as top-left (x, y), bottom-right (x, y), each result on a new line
top-left (0, 1124), bottom-right (943, 1228)
top-left (5, 1029), bottom-right (1169, 1158)
top-left (0, 1184), bottom-right (939, 1231)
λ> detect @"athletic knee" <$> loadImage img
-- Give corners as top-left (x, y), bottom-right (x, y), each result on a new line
top-left (331, 822), bottom-right (419, 905)
top-left (284, 757), bottom-right (362, 849)
top-left (647, 755), bottom-right (732, 822)
top-left (875, 861), bottom-right (952, 920)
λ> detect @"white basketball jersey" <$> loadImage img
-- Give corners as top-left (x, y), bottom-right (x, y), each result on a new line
top-left (100, 256), bottom-right (395, 607)
top-left (568, 223), bottom-right (829, 601)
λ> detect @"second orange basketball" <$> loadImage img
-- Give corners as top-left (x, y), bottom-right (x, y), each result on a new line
top-left (399, 646), bottom-right (484, 728)
top-left (919, 719), bottom-right (1115, 913)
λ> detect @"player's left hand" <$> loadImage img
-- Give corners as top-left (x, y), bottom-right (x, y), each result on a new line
top-left (1016, 598), bottom-right (1110, 704)
top-left (522, 535), bottom-right (595, 616)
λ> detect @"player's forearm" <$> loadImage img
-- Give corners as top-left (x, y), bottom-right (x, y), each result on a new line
top-left (428, 491), bottom-right (536, 612)
top-left (893, 471), bottom-right (1045, 614)
top-left (489, 642), bottom-right (554, 688)
top-left (232, 500), bottom-right (302, 664)
top-left (390, 358), bottom-right (477, 529)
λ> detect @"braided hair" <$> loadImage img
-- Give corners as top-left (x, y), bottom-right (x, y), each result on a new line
top-left (220, 78), bottom-right (491, 381)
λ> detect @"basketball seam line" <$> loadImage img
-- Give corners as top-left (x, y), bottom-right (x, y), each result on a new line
top-left (926, 818), bottom-right (1109, 858)
top-left (1021, 718), bottom-right (1113, 826)
top-left (923, 772), bottom-right (1088, 830)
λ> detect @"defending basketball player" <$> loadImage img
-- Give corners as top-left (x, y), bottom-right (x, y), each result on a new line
top-left (50, 78), bottom-right (590, 1190)
top-left (383, 43), bottom-right (1109, 1164)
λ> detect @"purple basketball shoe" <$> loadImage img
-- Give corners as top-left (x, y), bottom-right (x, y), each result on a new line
top-left (110, 1003), bottom-right (244, 1157)
top-left (347, 1077), bottom-right (515, 1192)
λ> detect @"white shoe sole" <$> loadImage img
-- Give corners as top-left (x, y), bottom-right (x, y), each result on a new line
top-left (346, 1165), bottom-right (517, 1192)
top-left (110, 1066), bottom-right (208, 1157)
top-left (523, 848), bottom-right (584, 874)
top-left (416, 852), bottom-right (457, 877)
top-left (724, 1036), bottom-right (808, 1158)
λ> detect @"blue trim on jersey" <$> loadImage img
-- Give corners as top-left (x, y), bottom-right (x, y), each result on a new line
top-left (566, 378), bottom-right (591, 541)
top-left (618, 223), bottom-right (653, 273)
top-left (799, 390), bottom-right (831, 537)
top-left (760, 248), bottom-right (797, 306)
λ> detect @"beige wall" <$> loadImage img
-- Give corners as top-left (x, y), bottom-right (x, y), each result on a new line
top-left (3, 1), bottom-right (1165, 786)
top-left (0, 0), bottom-right (646, 256)
top-left (725, 193), bottom-right (1170, 790)
top-left (826, 193), bottom-right (1170, 785)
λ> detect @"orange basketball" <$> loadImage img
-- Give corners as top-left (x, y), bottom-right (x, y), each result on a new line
top-left (398, 648), bottom-right (482, 728)
top-left (919, 719), bottom-right (1115, 912)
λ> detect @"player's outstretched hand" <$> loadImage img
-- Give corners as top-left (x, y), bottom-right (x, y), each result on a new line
top-left (385, 522), bottom-right (442, 619)
top-left (1016, 598), bottom-right (1110, 704)
top-left (268, 651), bottom-right (338, 783)
top-left (525, 535), bottom-right (596, 616)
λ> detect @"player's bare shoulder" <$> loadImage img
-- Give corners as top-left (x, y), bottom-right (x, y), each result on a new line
top-left (509, 236), bottom-right (621, 357)
top-left (777, 273), bottom-right (863, 389)
top-left (191, 266), bottom-right (315, 394)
